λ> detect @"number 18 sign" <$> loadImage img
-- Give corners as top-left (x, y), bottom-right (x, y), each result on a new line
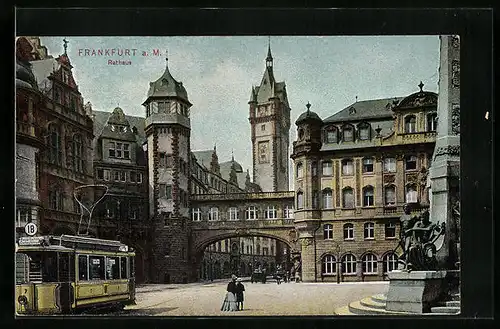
top-left (24, 222), bottom-right (37, 236)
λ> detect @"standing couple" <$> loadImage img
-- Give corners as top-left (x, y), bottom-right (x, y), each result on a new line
top-left (221, 274), bottom-right (245, 312)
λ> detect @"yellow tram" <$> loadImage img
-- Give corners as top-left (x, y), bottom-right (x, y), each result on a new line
top-left (15, 234), bottom-right (136, 315)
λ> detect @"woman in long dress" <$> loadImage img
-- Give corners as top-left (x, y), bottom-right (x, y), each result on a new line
top-left (221, 275), bottom-right (238, 312)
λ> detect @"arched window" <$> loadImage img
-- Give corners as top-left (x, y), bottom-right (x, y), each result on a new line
top-left (405, 155), bottom-right (417, 170)
top-left (405, 184), bottom-right (418, 203)
top-left (383, 253), bottom-right (399, 273)
top-left (358, 123), bottom-right (371, 140)
top-left (324, 126), bottom-right (338, 143)
top-left (341, 254), bottom-right (357, 275)
top-left (322, 255), bottom-right (336, 274)
top-left (343, 223), bottom-right (354, 240)
top-left (72, 134), bottom-right (84, 173)
top-left (192, 208), bottom-right (201, 221)
top-left (342, 159), bottom-right (354, 175)
top-left (229, 207), bottom-right (238, 220)
top-left (296, 163), bottom-right (304, 179)
top-left (322, 188), bottom-right (333, 209)
top-left (323, 224), bottom-right (333, 240)
top-left (297, 191), bottom-right (304, 209)
top-left (405, 115), bottom-right (417, 133)
top-left (322, 161), bottom-right (333, 176)
top-left (342, 187), bottom-right (354, 208)
top-left (208, 207), bottom-right (219, 221)
top-left (298, 127), bottom-right (304, 140)
top-left (342, 125), bottom-right (354, 142)
top-left (385, 185), bottom-right (396, 206)
top-left (363, 186), bottom-right (374, 206)
top-left (364, 222), bottom-right (375, 239)
top-left (48, 124), bottom-right (61, 165)
top-left (245, 206), bottom-right (257, 220)
top-left (362, 253), bottom-right (378, 274)
top-left (427, 113), bottom-right (437, 132)
top-left (265, 206), bottom-right (277, 219)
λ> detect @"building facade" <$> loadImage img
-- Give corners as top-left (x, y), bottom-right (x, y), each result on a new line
top-left (292, 86), bottom-right (437, 282)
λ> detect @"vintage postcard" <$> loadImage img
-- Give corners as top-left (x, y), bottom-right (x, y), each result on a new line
top-left (15, 33), bottom-right (461, 316)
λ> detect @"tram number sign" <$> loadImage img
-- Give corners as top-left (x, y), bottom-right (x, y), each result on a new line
top-left (24, 222), bottom-right (38, 236)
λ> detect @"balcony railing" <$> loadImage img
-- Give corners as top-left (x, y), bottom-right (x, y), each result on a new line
top-left (191, 191), bottom-right (294, 202)
top-left (16, 121), bottom-right (42, 140)
top-left (192, 217), bottom-right (295, 228)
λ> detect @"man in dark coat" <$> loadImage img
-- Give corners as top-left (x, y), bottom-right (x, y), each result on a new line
top-left (235, 278), bottom-right (245, 310)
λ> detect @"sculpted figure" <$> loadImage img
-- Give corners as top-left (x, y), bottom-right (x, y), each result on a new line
top-left (395, 204), bottom-right (419, 267)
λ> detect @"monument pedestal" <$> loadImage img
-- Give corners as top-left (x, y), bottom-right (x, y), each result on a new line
top-left (386, 270), bottom-right (447, 314)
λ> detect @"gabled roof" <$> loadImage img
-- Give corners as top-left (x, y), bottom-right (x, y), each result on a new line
top-left (323, 97), bottom-right (404, 123)
top-left (30, 58), bottom-right (60, 91)
top-left (93, 110), bottom-right (146, 146)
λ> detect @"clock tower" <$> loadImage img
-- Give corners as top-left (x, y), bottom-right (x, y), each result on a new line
top-left (249, 42), bottom-right (291, 192)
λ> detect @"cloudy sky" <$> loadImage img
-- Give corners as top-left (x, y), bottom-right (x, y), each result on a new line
top-left (39, 36), bottom-right (440, 179)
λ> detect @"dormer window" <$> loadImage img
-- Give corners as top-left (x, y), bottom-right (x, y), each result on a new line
top-left (427, 113), bottom-right (437, 132)
top-left (405, 115), bottom-right (417, 133)
top-left (358, 123), bottom-right (371, 140)
top-left (349, 107), bottom-right (356, 115)
top-left (161, 78), bottom-right (168, 86)
top-left (298, 128), bottom-right (304, 140)
top-left (342, 125), bottom-right (354, 142)
top-left (324, 126), bottom-right (338, 143)
top-left (151, 102), bottom-right (158, 114)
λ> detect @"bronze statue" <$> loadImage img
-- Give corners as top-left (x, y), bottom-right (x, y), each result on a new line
top-left (404, 209), bottom-right (445, 271)
top-left (394, 204), bottom-right (419, 268)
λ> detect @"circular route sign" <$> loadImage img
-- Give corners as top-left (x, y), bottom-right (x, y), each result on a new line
top-left (24, 222), bottom-right (37, 236)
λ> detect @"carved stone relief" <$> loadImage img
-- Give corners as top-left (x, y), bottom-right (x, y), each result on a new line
top-left (452, 60), bottom-right (460, 88)
top-left (384, 174), bottom-right (395, 184)
top-left (406, 173), bottom-right (418, 184)
top-left (435, 145), bottom-right (460, 157)
top-left (451, 104), bottom-right (460, 135)
top-left (301, 237), bottom-right (313, 248)
top-left (452, 35), bottom-right (460, 49)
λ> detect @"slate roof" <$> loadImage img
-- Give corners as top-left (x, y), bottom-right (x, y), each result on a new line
top-left (323, 97), bottom-right (405, 123)
top-left (144, 60), bottom-right (190, 104)
top-left (93, 110), bottom-right (146, 146)
top-left (192, 150), bottom-right (215, 169)
top-left (295, 110), bottom-right (322, 125)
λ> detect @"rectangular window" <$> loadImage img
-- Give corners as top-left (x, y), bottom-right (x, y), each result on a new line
top-left (166, 155), bottom-right (174, 168)
top-left (384, 158), bottom-right (396, 173)
top-left (166, 185), bottom-right (172, 199)
top-left (106, 257), bottom-right (120, 280)
top-left (261, 124), bottom-right (265, 131)
top-left (342, 160), bottom-right (354, 175)
top-left (97, 168), bottom-right (104, 180)
top-left (137, 173), bottom-right (143, 183)
top-left (159, 184), bottom-right (165, 197)
top-left (120, 171), bottom-right (126, 182)
top-left (120, 257), bottom-right (128, 279)
top-left (104, 169), bottom-right (110, 181)
top-left (116, 143), bottom-right (122, 158)
top-left (265, 206), bottom-right (277, 219)
top-left (385, 222), bottom-right (396, 238)
top-left (130, 171), bottom-right (136, 183)
top-left (78, 255), bottom-right (88, 281)
top-left (322, 161), bottom-right (333, 176)
top-left (362, 158), bottom-right (374, 173)
top-left (89, 256), bottom-right (105, 280)
top-left (114, 171), bottom-right (120, 181)
top-left (123, 144), bottom-right (130, 159)
top-left (159, 153), bottom-right (166, 167)
top-left (406, 156), bottom-right (417, 171)
top-left (108, 142), bottom-right (115, 158)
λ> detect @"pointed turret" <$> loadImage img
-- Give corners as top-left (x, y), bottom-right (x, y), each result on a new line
top-left (144, 57), bottom-right (190, 105)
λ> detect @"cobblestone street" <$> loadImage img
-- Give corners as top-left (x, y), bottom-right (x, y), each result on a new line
top-left (120, 278), bottom-right (389, 316)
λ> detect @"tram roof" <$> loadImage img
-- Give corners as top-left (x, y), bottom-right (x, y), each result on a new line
top-left (17, 235), bottom-right (131, 252)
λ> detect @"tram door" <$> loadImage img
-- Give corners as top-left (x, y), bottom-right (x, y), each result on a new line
top-left (57, 253), bottom-right (75, 313)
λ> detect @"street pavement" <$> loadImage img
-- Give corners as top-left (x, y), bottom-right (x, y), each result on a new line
top-left (120, 277), bottom-right (390, 316)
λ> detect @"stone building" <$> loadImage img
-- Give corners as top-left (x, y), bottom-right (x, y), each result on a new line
top-left (91, 107), bottom-right (150, 283)
top-left (15, 37), bottom-right (94, 237)
top-left (292, 85), bottom-right (438, 282)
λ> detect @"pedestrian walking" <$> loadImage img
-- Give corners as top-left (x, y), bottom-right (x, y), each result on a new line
top-left (235, 278), bottom-right (245, 311)
top-left (221, 274), bottom-right (238, 312)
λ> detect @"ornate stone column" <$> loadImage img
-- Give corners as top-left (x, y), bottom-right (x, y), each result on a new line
top-left (430, 35), bottom-right (460, 270)
top-left (295, 221), bottom-right (319, 282)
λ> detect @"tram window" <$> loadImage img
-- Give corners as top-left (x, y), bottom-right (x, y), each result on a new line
top-left (89, 256), bottom-right (105, 280)
top-left (120, 257), bottom-right (127, 279)
top-left (106, 257), bottom-right (120, 279)
top-left (131, 257), bottom-right (135, 278)
top-left (41, 253), bottom-right (58, 282)
top-left (16, 253), bottom-right (29, 284)
top-left (78, 255), bottom-right (88, 281)
top-left (58, 253), bottom-right (74, 282)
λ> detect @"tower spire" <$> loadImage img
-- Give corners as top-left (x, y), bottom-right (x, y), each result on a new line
top-left (266, 36), bottom-right (273, 68)
top-left (63, 38), bottom-right (68, 55)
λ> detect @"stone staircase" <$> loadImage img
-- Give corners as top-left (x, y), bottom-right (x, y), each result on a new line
top-left (334, 292), bottom-right (460, 315)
